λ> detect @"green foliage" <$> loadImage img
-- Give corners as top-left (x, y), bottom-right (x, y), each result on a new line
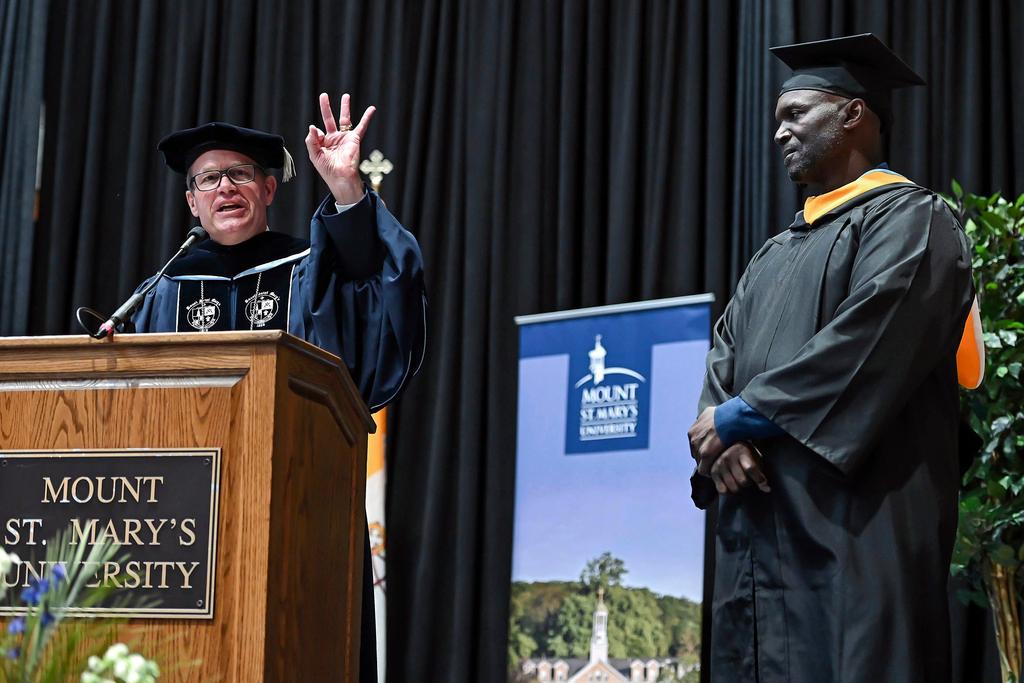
top-left (0, 527), bottom-right (168, 683)
top-left (508, 580), bottom-right (576, 663)
top-left (945, 185), bottom-right (1024, 604)
top-left (605, 586), bottom-right (665, 659)
top-left (659, 595), bottom-right (701, 665)
top-left (547, 592), bottom-right (593, 658)
top-left (579, 552), bottom-right (627, 592)
top-left (507, 554), bottom-right (701, 676)
top-left (506, 592), bottom-right (538, 666)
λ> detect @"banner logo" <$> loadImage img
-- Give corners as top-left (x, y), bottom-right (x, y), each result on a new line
top-left (567, 335), bottom-right (650, 452)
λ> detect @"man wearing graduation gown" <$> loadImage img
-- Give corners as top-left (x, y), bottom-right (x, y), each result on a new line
top-left (131, 94), bottom-right (426, 682)
top-left (687, 35), bottom-right (975, 682)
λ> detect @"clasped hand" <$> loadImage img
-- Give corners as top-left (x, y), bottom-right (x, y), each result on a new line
top-left (688, 407), bottom-right (770, 495)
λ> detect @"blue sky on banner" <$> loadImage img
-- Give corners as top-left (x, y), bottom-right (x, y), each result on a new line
top-left (513, 302), bottom-right (710, 601)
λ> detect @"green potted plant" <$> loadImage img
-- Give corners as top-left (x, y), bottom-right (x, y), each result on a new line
top-left (948, 182), bottom-right (1024, 683)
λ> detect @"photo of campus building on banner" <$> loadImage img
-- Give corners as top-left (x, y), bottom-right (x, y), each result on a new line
top-left (508, 555), bottom-right (701, 682)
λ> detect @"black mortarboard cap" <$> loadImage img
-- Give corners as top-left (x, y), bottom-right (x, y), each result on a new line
top-left (770, 33), bottom-right (925, 132)
top-left (158, 122), bottom-right (295, 181)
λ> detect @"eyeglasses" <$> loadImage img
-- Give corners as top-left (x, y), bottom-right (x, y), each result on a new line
top-left (189, 164), bottom-right (263, 191)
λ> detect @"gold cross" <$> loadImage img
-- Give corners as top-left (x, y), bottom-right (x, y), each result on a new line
top-left (359, 149), bottom-right (394, 194)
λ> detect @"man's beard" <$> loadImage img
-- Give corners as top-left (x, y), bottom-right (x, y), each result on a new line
top-left (785, 115), bottom-right (845, 183)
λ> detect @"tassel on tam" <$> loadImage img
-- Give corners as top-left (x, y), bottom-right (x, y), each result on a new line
top-left (281, 146), bottom-right (296, 183)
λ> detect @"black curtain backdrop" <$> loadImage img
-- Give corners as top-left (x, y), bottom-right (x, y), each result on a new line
top-left (1, 1), bottom-right (1020, 681)
top-left (0, 0), bottom-right (47, 335)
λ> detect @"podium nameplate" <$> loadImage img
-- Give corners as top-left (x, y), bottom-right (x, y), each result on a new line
top-left (0, 449), bottom-right (221, 619)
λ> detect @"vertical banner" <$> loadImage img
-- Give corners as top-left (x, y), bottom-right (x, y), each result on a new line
top-left (509, 295), bottom-right (712, 683)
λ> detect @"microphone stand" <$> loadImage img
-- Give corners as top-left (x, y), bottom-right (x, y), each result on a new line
top-left (77, 226), bottom-right (208, 339)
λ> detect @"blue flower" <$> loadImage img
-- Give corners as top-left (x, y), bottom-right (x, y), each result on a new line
top-left (5, 647), bottom-right (18, 660)
top-left (6, 617), bottom-right (24, 635)
top-left (21, 585), bottom-right (39, 606)
top-left (20, 577), bottom-right (50, 606)
top-left (52, 564), bottom-right (67, 583)
top-left (40, 611), bottom-right (54, 628)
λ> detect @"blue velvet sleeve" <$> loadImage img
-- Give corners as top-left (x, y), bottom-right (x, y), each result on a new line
top-left (291, 192), bottom-right (427, 412)
top-left (714, 396), bottom-right (785, 446)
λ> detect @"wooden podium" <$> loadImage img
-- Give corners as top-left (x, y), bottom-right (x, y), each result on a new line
top-left (0, 331), bottom-right (373, 681)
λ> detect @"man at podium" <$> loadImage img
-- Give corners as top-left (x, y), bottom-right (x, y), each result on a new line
top-left (130, 93), bottom-right (426, 682)
top-left (131, 92), bottom-right (426, 413)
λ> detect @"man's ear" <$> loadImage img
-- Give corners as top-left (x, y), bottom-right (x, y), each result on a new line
top-left (262, 175), bottom-right (278, 206)
top-left (185, 190), bottom-right (200, 218)
top-left (842, 99), bottom-right (868, 130)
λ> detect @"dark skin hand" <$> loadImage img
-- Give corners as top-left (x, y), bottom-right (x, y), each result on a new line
top-left (709, 442), bottom-right (771, 495)
top-left (688, 406), bottom-right (725, 470)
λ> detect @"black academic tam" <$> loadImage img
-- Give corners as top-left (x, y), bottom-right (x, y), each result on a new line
top-left (771, 33), bottom-right (925, 132)
top-left (158, 122), bottom-right (289, 176)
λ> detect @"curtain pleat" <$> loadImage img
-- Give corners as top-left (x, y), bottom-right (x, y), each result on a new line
top-left (0, 0), bottom-right (47, 335)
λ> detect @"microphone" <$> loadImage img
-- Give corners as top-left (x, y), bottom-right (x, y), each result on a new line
top-left (90, 226), bottom-right (208, 339)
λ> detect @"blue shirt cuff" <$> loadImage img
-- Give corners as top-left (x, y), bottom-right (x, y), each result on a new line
top-left (714, 397), bottom-right (784, 447)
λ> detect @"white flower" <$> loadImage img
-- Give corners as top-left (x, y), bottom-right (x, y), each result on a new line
top-left (0, 547), bottom-right (20, 575)
top-left (113, 658), bottom-right (130, 678)
top-left (104, 643), bottom-right (130, 662)
top-left (84, 643), bottom-right (160, 682)
top-left (80, 674), bottom-right (115, 683)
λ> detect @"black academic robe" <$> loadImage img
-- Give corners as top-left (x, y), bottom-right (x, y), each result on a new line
top-left (132, 192), bottom-right (426, 410)
top-left (695, 183), bottom-right (974, 682)
top-left (131, 191), bottom-right (426, 682)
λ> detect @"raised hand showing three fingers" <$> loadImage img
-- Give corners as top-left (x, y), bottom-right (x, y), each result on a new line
top-left (305, 92), bottom-right (376, 205)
